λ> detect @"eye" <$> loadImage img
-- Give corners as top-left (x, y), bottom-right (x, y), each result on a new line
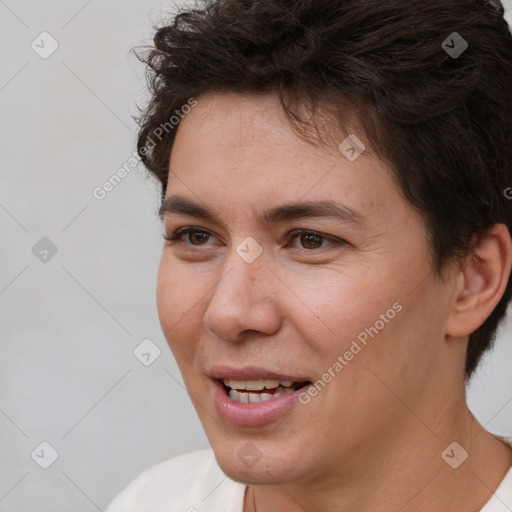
top-left (163, 227), bottom-right (217, 246)
top-left (163, 227), bottom-right (345, 252)
top-left (287, 230), bottom-right (343, 250)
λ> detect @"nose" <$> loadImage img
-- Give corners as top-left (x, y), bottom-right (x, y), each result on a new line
top-left (202, 250), bottom-right (282, 344)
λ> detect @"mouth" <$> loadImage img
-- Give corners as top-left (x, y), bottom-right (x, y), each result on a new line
top-left (208, 366), bottom-right (314, 426)
top-left (220, 378), bottom-right (311, 403)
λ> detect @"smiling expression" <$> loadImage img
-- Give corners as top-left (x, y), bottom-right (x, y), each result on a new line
top-left (156, 91), bottom-right (460, 485)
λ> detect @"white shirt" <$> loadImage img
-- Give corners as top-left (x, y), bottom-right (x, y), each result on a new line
top-left (105, 437), bottom-right (512, 512)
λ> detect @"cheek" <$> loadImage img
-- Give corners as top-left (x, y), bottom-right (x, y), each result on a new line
top-left (331, 277), bottom-right (448, 411)
top-left (292, 257), bottom-right (441, 401)
top-left (282, 263), bottom-right (403, 356)
top-left (156, 261), bottom-right (180, 334)
top-left (156, 258), bottom-right (204, 361)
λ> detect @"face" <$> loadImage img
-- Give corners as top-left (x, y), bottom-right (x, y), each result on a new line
top-left (157, 92), bottom-right (458, 485)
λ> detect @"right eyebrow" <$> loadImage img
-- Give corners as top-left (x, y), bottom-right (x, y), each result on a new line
top-left (159, 195), bottom-right (224, 224)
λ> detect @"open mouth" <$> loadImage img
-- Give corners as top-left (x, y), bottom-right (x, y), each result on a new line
top-left (220, 378), bottom-right (311, 403)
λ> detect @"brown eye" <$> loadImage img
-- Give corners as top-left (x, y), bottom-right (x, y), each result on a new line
top-left (163, 227), bottom-right (216, 246)
top-left (188, 231), bottom-right (210, 245)
top-left (287, 229), bottom-right (344, 251)
top-left (299, 233), bottom-right (324, 249)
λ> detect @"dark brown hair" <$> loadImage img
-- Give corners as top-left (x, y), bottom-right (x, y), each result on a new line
top-left (135, 0), bottom-right (512, 382)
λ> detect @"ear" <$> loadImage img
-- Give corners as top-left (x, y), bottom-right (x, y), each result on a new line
top-left (446, 224), bottom-right (512, 338)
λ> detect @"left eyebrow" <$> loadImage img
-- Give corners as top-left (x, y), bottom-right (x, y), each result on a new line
top-left (260, 199), bottom-right (366, 227)
top-left (159, 195), bottom-right (366, 228)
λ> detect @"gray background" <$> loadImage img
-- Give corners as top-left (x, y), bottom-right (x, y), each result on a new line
top-left (0, 1), bottom-right (511, 510)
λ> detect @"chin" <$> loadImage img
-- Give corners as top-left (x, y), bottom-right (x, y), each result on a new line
top-left (211, 438), bottom-right (305, 485)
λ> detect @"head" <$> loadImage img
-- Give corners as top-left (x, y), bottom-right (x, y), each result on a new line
top-left (136, 0), bottom-right (512, 485)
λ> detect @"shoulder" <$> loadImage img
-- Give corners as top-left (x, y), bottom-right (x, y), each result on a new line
top-left (105, 448), bottom-right (246, 512)
top-left (480, 436), bottom-right (512, 512)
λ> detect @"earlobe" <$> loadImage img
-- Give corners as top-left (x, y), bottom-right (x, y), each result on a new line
top-left (445, 224), bottom-right (512, 338)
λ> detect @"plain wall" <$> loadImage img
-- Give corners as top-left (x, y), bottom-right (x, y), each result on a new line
top-left (0, 1), bottom-right (511, 510)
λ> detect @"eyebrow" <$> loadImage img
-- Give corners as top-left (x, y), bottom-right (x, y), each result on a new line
top-left (159, 195), bottom-right (366, 228)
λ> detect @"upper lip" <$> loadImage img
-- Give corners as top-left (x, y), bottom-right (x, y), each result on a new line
top-left (208, 365), bottom-right (311, 382)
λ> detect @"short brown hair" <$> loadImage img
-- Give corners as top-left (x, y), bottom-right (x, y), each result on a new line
top-left (135, 0), bottom-right (512, 382)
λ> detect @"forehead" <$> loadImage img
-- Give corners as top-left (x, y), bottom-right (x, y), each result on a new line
top-left (166, 92), bottom-right (417, 233)
top-left (175, 91), bottom-right (355, 161)
top-left (170, 92), bottom-right (372, 188)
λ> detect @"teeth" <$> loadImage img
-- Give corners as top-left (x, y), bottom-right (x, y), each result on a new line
top-left (223, 378), bottom-right (295, 390)
top-left (228, 388), bottom-right (294, 403)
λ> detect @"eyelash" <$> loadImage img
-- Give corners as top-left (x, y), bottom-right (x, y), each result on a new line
top-left (162, 226), bottom-right (345, 251)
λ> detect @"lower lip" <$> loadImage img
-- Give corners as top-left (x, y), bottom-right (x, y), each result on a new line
top-left (210, 378), bottom-right (310, 427)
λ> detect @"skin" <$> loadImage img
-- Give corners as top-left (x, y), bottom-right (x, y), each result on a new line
top-left (156, 91), bottom-right (512, 512)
